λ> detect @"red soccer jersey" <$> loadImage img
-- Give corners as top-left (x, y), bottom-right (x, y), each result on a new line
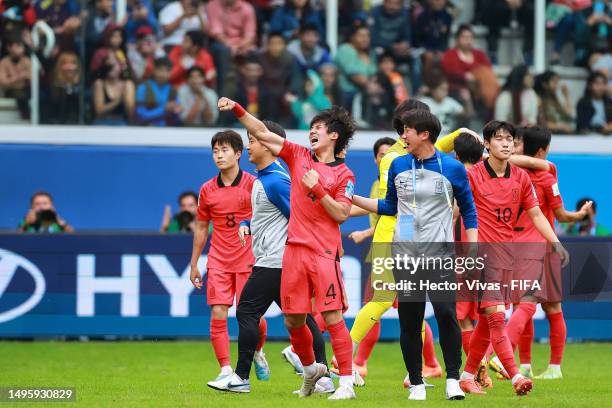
top-left (278, 140), bottom-right (355, 259)
top-left (197, 169), bottom-right (256, 272)
top-left (468, 160), bottom-right (539, 243)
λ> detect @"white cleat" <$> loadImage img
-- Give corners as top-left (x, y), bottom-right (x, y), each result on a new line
top-left (254, 350), bottom-right (270, 381)
top-left (281, 345), bottom-right (304, 375)
top-left (408, 384), bottom-right (426, 401)
top-left (353, 365), bottom-right (365, 387)
top-left (298, 363), bottom-right (327, 398)
top-left (328, 384), bottom-right (356, 400)
top-left (292, 376), bottom-right (336, 395)
top-left (207, 372), bottom-right (251, 393)
top-left (403, 373), bottom-right (435, 388)
top-left (445, 379), bottom-right (465, 400)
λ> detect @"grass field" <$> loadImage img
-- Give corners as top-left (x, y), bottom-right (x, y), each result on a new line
top-left (1, 341), bottom-right (612, 407)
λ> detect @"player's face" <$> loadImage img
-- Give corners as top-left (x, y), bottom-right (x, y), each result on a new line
top-left (375, 143), bottom-right (391, 166)
top-left (212, 143), bottom-right (241, 171)
top-left (485, 129), bottom-right (513, 161)
top-left (513, 137), bottom-right (524, 155)
top-left (32, 196), bottom-right (53, 212)
top-left (401, 126), bottom-right (428, 154)
top-left (309, 121), bottom-right (336, 154)
top-left (179, 196), bottom-right (197, 214)
top-left (246, 134), bottom-right (267, 164)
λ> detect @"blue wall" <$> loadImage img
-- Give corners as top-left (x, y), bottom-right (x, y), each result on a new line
top-left (1, 143), bottom-right (611, 233)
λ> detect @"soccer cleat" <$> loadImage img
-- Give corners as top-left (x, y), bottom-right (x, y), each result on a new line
top-left (520, 365), bottom-right (534, 379)
top-left (328, 384), bottom-right (356, 400)
top-left (281, 345), bottom-right (304, 375)
top-left (459, 378), bottom-right (486, 395)
top-left (445, 379), bottom-right (466, 400)
top-left (489, 358), bottom-right (510, 380)
top-left (476, 360), bottom-right (493, 389)
top-left (254, 350), bottom-right (270, 381)
top-left (207, 372), bottom-right (251, 393)
top-left (298, 363), bottom-right (327, 398)
top-left (292, 376), bottom-right (336, 395)
top-left (403, 374), bottom-right (435, 389)
top-left (422, 363), bottom-right (443, 379)
top-left (353, 365), bottom-right (366, 387)
top-left (513, 377), bottom-right (533, 396)
top-left (354, 363), bottom-right (368, 378)
top-left (534, 366), bottom-right (563, 380)
top-left (408, 384), bottom-right (426, 401)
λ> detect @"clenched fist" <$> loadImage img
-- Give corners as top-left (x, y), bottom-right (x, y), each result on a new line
top-left (218, 97), bottom-right (236, 111)
top-left (302, 169), bottom-right (319, 189)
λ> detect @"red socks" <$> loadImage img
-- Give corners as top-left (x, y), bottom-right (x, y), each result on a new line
top-left (548, 311), bottom-right (566, 365)
top-left (210, 319), bottom-right (231, 367)
top-left (288, 324), bottom-right (315, 367)
top-left (313, 312), bottom-right (327, 333)
top-left (423, 321), bottom-right (439, 367)
top-left (461, 330), bottom-right (473, 357)
top-left (256, 317), bottom-right (267, 351)
top-left (487, 311), bottom-right (519, 378)
top-left (464, 316), bottom-right (491, 374)
top-left (354, 320), bottom-right (380, 366)
top-left (328, 320), bottom-right (353, 376)
top-left (507, 303), bottom-right (537, 350)
top-left (519, 317), bottom-right (534, 364)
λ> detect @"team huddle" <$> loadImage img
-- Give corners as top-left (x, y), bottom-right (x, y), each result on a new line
top-left (189, 96), bottom-right (592, 401)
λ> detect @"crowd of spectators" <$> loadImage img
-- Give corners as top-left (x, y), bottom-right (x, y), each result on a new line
top-left (0, 0), bottom-right (611, 133)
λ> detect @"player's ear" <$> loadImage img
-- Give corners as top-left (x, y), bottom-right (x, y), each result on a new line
top-left (329, 131), bottom-right (339, 141)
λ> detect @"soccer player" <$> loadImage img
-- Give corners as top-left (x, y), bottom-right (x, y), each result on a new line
top-left (458, 121), bottom-right (569, 396)
top-left (206, 121), bottom-right (334, 394)
top-left (219, 97), bottom-right (358, 400)
top-left (189, 130), bottom-right (266, 387)
top-left (352, 109), bottom-right (478, 401)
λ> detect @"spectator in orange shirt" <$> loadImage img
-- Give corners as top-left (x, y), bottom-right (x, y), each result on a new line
top-left (168, 30), bottom-right (216, 88)
top-left (377, 51), bottom-right (408, 105)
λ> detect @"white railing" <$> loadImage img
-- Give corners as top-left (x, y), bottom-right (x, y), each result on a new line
top-left (30, 21), bottom-right (55, 125)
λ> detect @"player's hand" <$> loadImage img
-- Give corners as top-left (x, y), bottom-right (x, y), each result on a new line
top-left (577, 200), bottom-right (593, 218)
top-left (218, 97), bottom-right (236, 111)
top-left (238, 225), bottom-right (250, 246)
top-left (552, 241), bottom-right (570, 268)
top-left (190, 265), bottom-right (203, 289)
top-left (459, 127), bottom-right (482, 142)
top-left (348, 230), bottom-right (368, 244)
top-left (302, 169), bottom-right (319, 189)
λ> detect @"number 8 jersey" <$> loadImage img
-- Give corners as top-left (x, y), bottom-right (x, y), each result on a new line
top-left (197, 169), bottom-right (256, 272)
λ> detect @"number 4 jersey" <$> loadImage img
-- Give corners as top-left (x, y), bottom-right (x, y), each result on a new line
top-left (197, 169), bottom-right (256, 272)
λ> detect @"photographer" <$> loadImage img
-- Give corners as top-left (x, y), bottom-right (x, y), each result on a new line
top-left (19, 192), bottom-right (74, 233)
top-left (563, 198), bottom-right (610, 236)
top-left (161, 191), bottom-right (198, 232)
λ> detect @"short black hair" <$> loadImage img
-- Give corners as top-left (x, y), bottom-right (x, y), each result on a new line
top-left (262, 120), bottom-right (287, 139)
top-left (185, 30), bottom-right (205, 48)
top-left (178, 191), bottom-right (197, 205)
top-left (378, 50), bottom-right (396, 64)
top-left (400, 109), bottom-right (441, 143)
top-left (310, 106), bottom-right (356, 155)
top-left (455, 24), bottom-right (473, 39)
top-left (392, 98), bottom-right (430, 135)
top-left (454, 133), bottom-right (483, 165)
top-left (522, 126), bottom-right (552, 157)
top-left (514, 126), bottom-right (525, 141)
top-left (211, 130), bottom-right (244, 152)
top-left (373, 137), bottom-right (395, 157)
top-left (482, 120), bottom-right (516, 142)
top-left (267, 31), bottom-right (285, 42)
top-left (186, 65), bottom-right (205, 78)
top-left (153, 57), bottom-right (172, 69)
top-left (576, 197), bottom-right (596, 213)
top-left (299, 22), bottom-right (320, 34)
top-left (30, 191), bottom-right (53, 205)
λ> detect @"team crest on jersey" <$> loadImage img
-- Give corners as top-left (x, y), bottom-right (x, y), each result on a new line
top-left (512, 188), bottom-right (520, 203)
top-left (435, 180), bottom-right (444, 194)
top-left (345, 180), bottom-right (355, 199)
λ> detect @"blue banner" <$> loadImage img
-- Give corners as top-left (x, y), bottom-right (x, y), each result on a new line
top-left (1, 234), bottom-right (612, 340)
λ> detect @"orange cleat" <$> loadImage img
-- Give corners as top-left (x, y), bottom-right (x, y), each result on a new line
top-left (459, 378), bottom-right (486, 395)
top-left (353, 363), bottom-right (368, 378)
top-left (422, 364), bottom-right (443, 378)
top-left (476, 360), bottom-right (493, 389)
top-left (513, 377), bottom-right (533, 396)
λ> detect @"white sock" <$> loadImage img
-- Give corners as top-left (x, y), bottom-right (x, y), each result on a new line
top-left (221, 365), bottom-right (232, 375)
top-left (460, 371), bottom-right (474, 381)
top-left (549, 364), bottom-right (561, 370)
top-left (303, 363), bottom-right (317, 377)
top-left (352, 341), bottom-right (359, 355)
top-left (339, 375), bottom-right (353, 388)
top-left (492, 356), bottom-right (504, 369)
top-left (520, 363), bottom-right (532, 369)
top-left (255, 349), bottom-right (263, 357)
top-left (511, 374), bottom-right (524, 385)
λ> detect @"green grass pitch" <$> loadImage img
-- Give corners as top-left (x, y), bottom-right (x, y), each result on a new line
top-left (1, 341), bottom-right (612, 407)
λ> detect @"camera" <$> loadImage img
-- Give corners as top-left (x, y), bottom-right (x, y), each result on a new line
top-left (174, 211), bottom-right (195, 232)
top-left (36, 209), bottom-right (58, 224)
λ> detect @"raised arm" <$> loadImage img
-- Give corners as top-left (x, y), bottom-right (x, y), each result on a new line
top-left (553, 200), bottom-right (592, 223)
top-left (218, 97), bottom-right (285, 156)
top-left (509, 155), bottom-right (550, 172)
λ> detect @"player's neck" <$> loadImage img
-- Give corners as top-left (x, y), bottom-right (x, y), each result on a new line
top-left (219, 166), bottom-right (240, 185)
top-left (413, 143), bottom-right (436, 161)
top-left (315, 148), bottom-right (336, 163)
top-left (463, 162), bottom-right (473, 170)
top-left (487, 156), bottom-right (508, 177)
top-left (256, 157), bottom-right (276, 171)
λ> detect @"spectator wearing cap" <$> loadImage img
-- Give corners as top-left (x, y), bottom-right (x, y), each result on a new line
top-left (269, 0), bottom-right (324, 42)
top-left (287, 23), bottom-right (332, 78)
top-left (135, 57), bottom-right (181, 126)
top-left (178, 66), bottom-right (219, 125)
top-left (128, 25), bottom-right (167, 83)
top-left (34, 0), bottom-right (81, 51)
top-left (168, 30), bottom-right (216, 87)
top-left (159, 0), bottom-right (208, 50)
top-left (90, 24), bottom-right (131, 79)
top-left (125, 0), bottom-right (160, 43)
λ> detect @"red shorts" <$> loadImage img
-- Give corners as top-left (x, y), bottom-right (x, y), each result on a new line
top-left (478, 266), bottom-right (512, 312)
top-left (281, 245), bottom-right (347, 314)
top-left (206, 269), bottom-right (251, 306)
top-left (456, 301), bottom-right (479, 321)
top-left (511, 258), bottom-right (544, 302)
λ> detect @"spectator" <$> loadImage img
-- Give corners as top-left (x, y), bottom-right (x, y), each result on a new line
top-left (127, 25), bottom-right (166, 83)
top-left (576, 71), bottom-right (612, 133)
top-left (335, 24), bottom-right (377, 108)
top-left (287, 23), bottom-right (332, 78)
top-left (125, 0), bottom-right (160, 43)
top-left (420, 79), bottom-right (473, 135)
top-left (92, 57), bottom-right (135, 125)
top-left (44, 51), bottom-right (82, 124)
top-left (89, 25), bottom-right (131, 79)
top-left (231, 55), bottom-right (266, 118)
top-left (178, 66), bottom-right (218, 125)
top-left (135, 57), bottom-right (181, 126)
top-left (168, 30), bottom-right (216, 87)
top-left (589, 51), bottom-right (612, 87)
top-left (34, 0), bottom-right (81, 51)
top-left (258, 32), bottom-right (298, 127)
top-left (19, 191), bottom-right (74, 233)
top-left (161, 191), bottom-right (198, 232)
top-left (0, 38), bottom-right (31, 119)
top-left (319, 62), bottom-right (342, 106)
top-left (494, 64), bottom-right (538, 126)
top-left (269, 0), bottom-right (324, 42)
top-left (369, 0), bottom-right (411, 60)
top-left (85, 0), bottom-right (116, 53)
top-left (534, 70), bottom-right (574, 133)
top-left (413, 0), bottom-right (453, 53)
top-left (286, 69), bottom-right (331, 129)
top-left (159, 0), bottom-right (208, 50)
top-left (362, 72), bottom-right (396, 129)
top-left (377, 51), bottom-right (408, 105)
top-left (563, 198), bottom-right (610, 236)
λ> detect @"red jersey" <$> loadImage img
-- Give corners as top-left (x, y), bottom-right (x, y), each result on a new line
top-left (278, 140), bottom-right (355, 259)
top-left (468, 160), bottom-right (539, 243)
top-left (197, 169), bottom-right (256, 272)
